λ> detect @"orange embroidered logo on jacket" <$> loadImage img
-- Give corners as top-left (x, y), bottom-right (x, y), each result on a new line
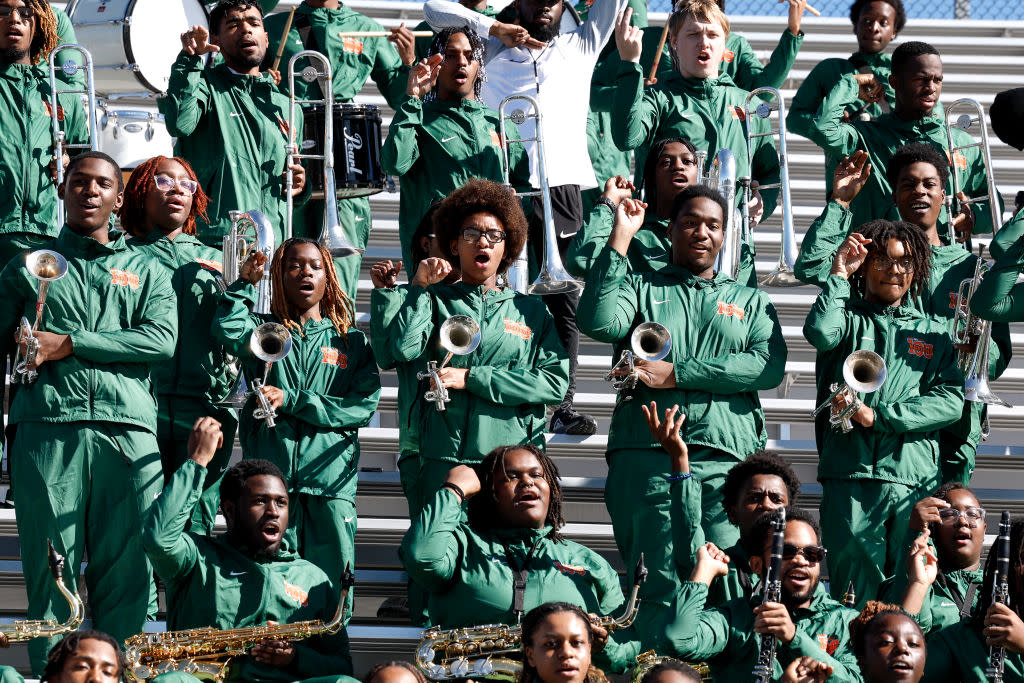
top-left (552, 560), bottom-right (588, 576)
top-left (816, 634), bottom-right (840, 655)
top-left (503, 319), bottom-right (532, 340)
top-left (722, 50), bottom-right (735, 62)
top-left (945, 149), bottom-right (968, 171)
top-left (110, 269), bottom-right (140, 290)
top-left (275, 114), bottom-right (290, 138)
top-left (489, 129), bottom-right (502, 147)
top-left (730, 105), bottom-right (746, 121)
top-left (342, 37), bottom-right (364, 54)
top-left (43, 99), bottom-right (65, 121)
top-left (907, 337), bottom-right (934, 359)
top-left (949, 291), bottom-right (962, 311)
top-left (320, 347), bottom-right (348, 368)
top-left (283, 580), bottom-right (309, 606)
top-left (717, 301), bottom-right (745, 319)
top-left (195, 258), bottom-right (223, 273)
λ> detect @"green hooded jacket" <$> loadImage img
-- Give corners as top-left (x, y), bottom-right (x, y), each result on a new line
top-left (213, 280), bottom-right (381, 499)
top-left (264, 3), bottom-right (408, 107)
top-left (0, 228), bottom-right (177, 432)
top-left (988, 206), bottom-right (1024, 261)
top-left (612, 62), bottom-right (781, 218)
top-left (370, 285), bottom-right (423, 460)
top-left (128, 231), bottom-right (233, 403)
top-left (0, 63), bottom-right (87, 239)
top-left (143, 459), bottom-right (353, 681)
top-left (381, 97), bottom-right (531, 273)
top-left (803, 275), bottom-right (965, 486)
top-left (787, 52), bottom-right (894, 196)
top-left (400, 486), bottom-right (641, 672)
top-left (388, 281), bottom-right (569, 464)
top-left (971, 227), bottom-right (1024, 322)
top-left (665, 581), bottom-right (863, 683)
top-left (805, 74), bottom-right (998, 233)
top-left (925, 618), bottom-right (1024, 683)
top-left (578, 246), bottom-right (786, 458)
top-left (160, 53), bottom-right (304, 246)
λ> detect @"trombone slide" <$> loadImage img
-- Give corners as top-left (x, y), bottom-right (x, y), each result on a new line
top-left (49, 45), bottom-right (99, 227)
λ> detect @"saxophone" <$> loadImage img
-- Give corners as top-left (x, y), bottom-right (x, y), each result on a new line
top-left (416, 555), bottom-right (648, 681)
top-left (125, 566), bottom-right (354, 683)
top-left (630, 651), bottom-right (711, 683)
top-left (2, 540), bottom-right (85, 642)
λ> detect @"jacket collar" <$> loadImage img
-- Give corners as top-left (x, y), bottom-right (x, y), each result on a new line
top-left (0, 61), bottom-right (36, 83)
top-left (135, 229), bottom-right (206, 248)
top-left (661, 261), bottom-right (730, 289)
top-left (426, 97), bottom-right (485, 113)
top-left (217, 530), bottom-right (301, 564)
top-left (56, 226), bottom-right (128, 255)
top-left (213, 62), bottom-right (275, 92)
top-left (850, 50), bottom-right (891, 68)
top-left (440, 279), bottom-right (517, 302)
top-left (850, 295), bottom-right (922, 322)
top-left (930, 241), bottom-right (972, 268)
top-left (664, 70), bottom-right (738, 99)
top-left (877, 109), bottom-right (944, 133)
top-left (492, 525), bottom-right (554, 544)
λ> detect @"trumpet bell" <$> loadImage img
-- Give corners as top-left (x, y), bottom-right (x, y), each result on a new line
top-left (843, 350), bottom-right (886, 394)
top-left (631, 322), bottom-right (672, 362)
top-left (26, 250), bottom-right (68, 282)
top-left (250, 323), bottom-right (293, 362)
top-left (439, 315), bottom-right (481, 356)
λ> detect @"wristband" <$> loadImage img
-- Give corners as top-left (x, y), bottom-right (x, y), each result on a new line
top-left (668, 472), bottom-right (693, 482)
top-left (441, 482), bottom-right (466, 503)
top-left (597, 197), bottom-right (618, 214)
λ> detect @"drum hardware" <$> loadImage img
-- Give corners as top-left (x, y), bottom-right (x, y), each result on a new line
top-left (49, 44), bottom-right (100, 227)
top-left (286, 51), bottom-right (364, 256)
top-left (498, 95), bottom-right (582, 295)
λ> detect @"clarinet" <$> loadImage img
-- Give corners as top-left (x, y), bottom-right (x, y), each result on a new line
top-left (987, 511), bottom-right (1011, 683)
top-left (752, 508), bottom-right (786, 683)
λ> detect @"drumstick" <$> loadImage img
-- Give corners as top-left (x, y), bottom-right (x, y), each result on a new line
top-left (271, 7), bottom-right (296, 72)
top-left (803, 3), bottom-right (822, 16)
top-left (338, 30), bottom-right (434, 37)
top-left (645, 21), bottom-right (670, 86)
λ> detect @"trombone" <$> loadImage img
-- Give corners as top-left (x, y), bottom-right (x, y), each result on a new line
top-left (417, 315), bottom-right (481, 412)
top-left (944, 98), bottom-right (1001, 245)
top-left (498, 94), bottom-right (581, 295)
top-left (605, 322), bottom-right (672, 398)
top-left (49, 44), bottom-right (99, 227)
top-left (12, 250), bottom-right (68, 384)
top-left (743, 87), bottom-right (799, 287)
top-left (286, 50), bottom-right (362, 256)
top-left (811, 350), bottom-right (886, 433)
top-left (249, 323), bottom-right (293, 428)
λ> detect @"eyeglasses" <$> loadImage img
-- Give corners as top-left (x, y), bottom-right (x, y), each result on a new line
top-left (460, 227), bottom-right (506, 245)
top-left (938, 506), bottom-right (986, 527)
top-left (869, 256), bottom-right (915, 273)
top-left (0, 6), bottom-right (35, 20)
top-left (154, 174), bottom-right (198, 195)
top-left (781, 543), bottom-right (828, 564)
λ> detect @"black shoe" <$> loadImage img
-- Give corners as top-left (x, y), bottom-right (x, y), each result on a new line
top-left (549, 408), bottom-right (598, 435)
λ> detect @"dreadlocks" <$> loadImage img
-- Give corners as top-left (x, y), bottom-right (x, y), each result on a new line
top-left (20, 0), bottom-right (57, 66)
top-left (269, 238), bottom-right (355, 339)
top-left (849, 219), bottom-right (931, 299)
top-left (118, 155), bottom-right (209, 237)
top-left (642, 136), bottom-right (699, 216)
top-left (468, 443), bottom-right (566, 542)
top-left (425, 26), bottom-right (486, 102)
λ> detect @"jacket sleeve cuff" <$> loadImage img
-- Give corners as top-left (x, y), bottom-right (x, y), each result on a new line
top-left (465, 365), bottom-right (493, 396)
top-left (397, 95), bottom-right (425, 122)
top-left (617, 60), bottom-right (643, 79)
top-left (780, 631), bottom-right (827, 663)
top-left (226, 277), bottom-right (259, 303)
top-left (174, 50), bottom-right (205, 72)
top-left (821, 273), bottom-right (853, 301)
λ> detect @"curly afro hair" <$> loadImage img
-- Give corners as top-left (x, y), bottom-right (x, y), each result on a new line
top-left (886, 142), bottom-right (949, 191)
top-left (433, 178), bottom-right (528, 275)
top-left (721, 450), bottom-right (801, 520)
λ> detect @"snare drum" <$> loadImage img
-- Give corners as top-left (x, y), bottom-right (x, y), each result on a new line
top-left (301, 104), bottom-right (385, 200)
top-left (67, 0), bottom-right (210, 95)
top-left (96, 102), bottom-right (175, 170)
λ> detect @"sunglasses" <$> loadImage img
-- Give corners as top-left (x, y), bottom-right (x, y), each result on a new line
top-left (780, 543), bottom-right (827, 564)
top-left (154, 174), bottom-right (198, 195)
top-left (0, 6), bottom-right (35, 19)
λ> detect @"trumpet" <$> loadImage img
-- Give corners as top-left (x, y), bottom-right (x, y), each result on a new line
top-left (417, 316), bottom-right (481, 412)
top-left (416, 555), bottom-right (647, 681)
top-left (125, 566), bottom-right (353, 683)
top-left (742, 88), bottom-right (800, 287)
top-left (286, 51), bottom-right (362, 256)
top-left (3, 540), bottom-right (84, 642)
top-left (945, 98), bottom-right (1001, 245)
top-left (811, 350), bottom-right (887, 433)
top-left (605, 322), bottom-right (672, 398)
top-left (49, 44), bottom-right (99, 227)
top-left (222, 210), bottom-right (275, 315)
top-left (498, 94), bottom-right (581, 295)
top-left (12, 250), bottom-right (69, 384)
top-left (249, 323), bottom-right (293, 428)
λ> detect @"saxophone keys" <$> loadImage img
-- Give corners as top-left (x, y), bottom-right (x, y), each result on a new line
top-left (450, 658), bottom-right (471, 678)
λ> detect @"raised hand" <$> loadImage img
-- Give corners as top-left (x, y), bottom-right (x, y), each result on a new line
top-left (782, 0), bottom-right (811, 36)
top-left (601, 175), bottom-right (636, 207)
top-left (950, 191), bottom-right (976, 244)
top-left (908, 496), bottom-right (950, 532)
top-left (831, 151), bottom-right (872, 208)
top-left (854, 73), bottom-right (884, 104)
top-left (615, 8), bottom-right (642, 63)
top-left (389, 22), bottom-right (416, 66)
top-left (411, 257), bottom-right (453, 288)
top-left (782, 656), bottom-right (834, 683)
top-left (830, 232), bottom-right (871, 278)
top-left (691, 542), bottom-right (731, 584)
top-left (445, 464), bottom-right (482, 499)
top-left (188, 416), bottom-right (224, 468)
top-left (407, 54), bottom-right (443, 98)
top-left (180, 25), bottom-right (220, 56)
top-left (906, 527), bottom-right (938, 588)
top-left (370, 260), bottom-right (403, 288)
top-left (490, 22), bottom-right (546, 50)
top-left (239, 249), bottom-right (268, 285)
top-left (642, 402), bottom-right (688, 472)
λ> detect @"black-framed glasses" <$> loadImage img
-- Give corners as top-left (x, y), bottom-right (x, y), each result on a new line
top-left (781, 543), bottom-right (827, 564)
top-left (154, 174), bottom-right (198, 195)
top-left (869, 256), bottom-right (915, 273)
top-left (460, 227), bottom-right (505, 245)
top-left (0, 6), bottom-right (35, 19)
top-left (938, 507), bottom-right (986, 527)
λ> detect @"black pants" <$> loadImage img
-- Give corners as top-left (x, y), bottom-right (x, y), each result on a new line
top-left (531, 184), bottom-right (583, 412)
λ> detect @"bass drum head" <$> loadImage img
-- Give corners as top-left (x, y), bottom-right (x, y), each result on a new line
top-left (126, 0), bottom-right (210, 92)
top-left (96, 103), bottom-right (176, 170)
